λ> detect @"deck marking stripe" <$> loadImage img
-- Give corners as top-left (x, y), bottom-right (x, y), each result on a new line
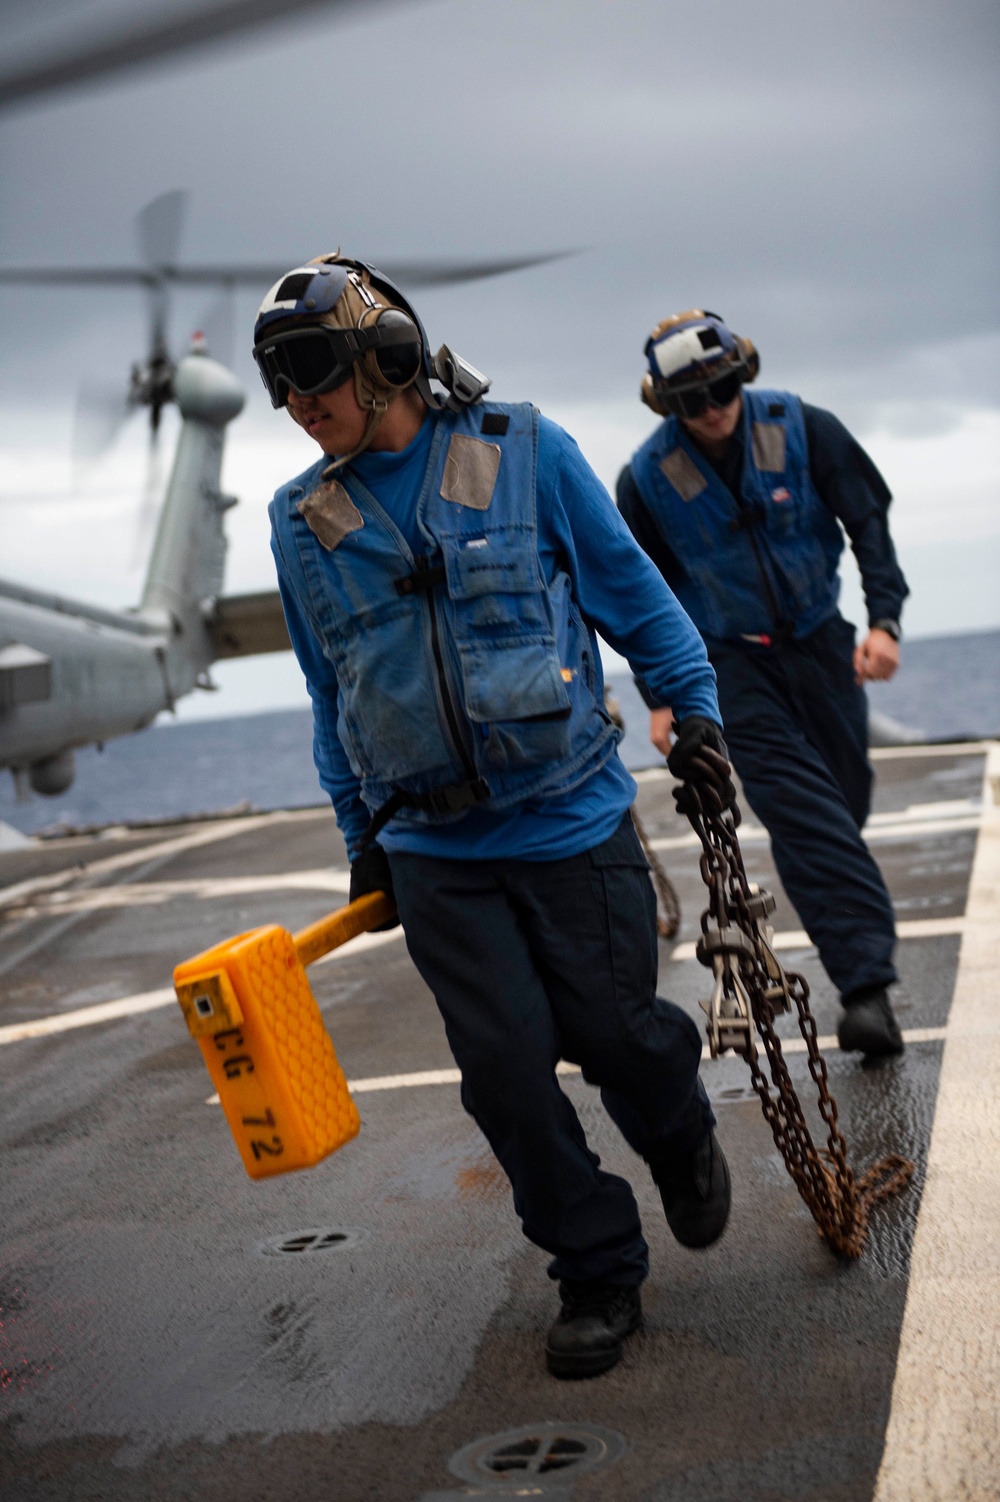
top-left (670, 914), bottom-right (966, 961)
top-left (0, 806), bottom-right (955, 920)
top-left (0, 923), bottom-right (962, 1049)
top-left (633, 743), bottom-right (989, 783)
top-left (0, 806), bottom-right (330, 914)
top-left (3, 868), bottom-right (352, 919)
top-left (345, 1030), bottom-right (953, 1091)
top-left (203, 1030), bottom-right (953, 1104)
top-left (867, 741), bottom-right (993, 760)
top-left (874, 741), bottom-right (1000, 1501)
top-left (0, 929), bottom-right (405, 1045)
top-left (648, 811), bottom-right (982, 854)
top-left (0, 987), bottom-right (178, 1043)
top-left (0, 815), bottom-right (275, 913)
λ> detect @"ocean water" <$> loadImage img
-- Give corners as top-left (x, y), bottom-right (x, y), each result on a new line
top-left (1, 630), bottom-right (997, 837)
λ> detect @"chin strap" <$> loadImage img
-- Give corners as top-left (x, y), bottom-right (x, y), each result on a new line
top-left (322, 397), bottom-right (391, 475)
top-left (320, 341), bottom-right (490, 474)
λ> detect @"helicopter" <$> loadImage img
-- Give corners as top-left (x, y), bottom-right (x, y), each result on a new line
top-left (0, 191), bottom-right (566, 799)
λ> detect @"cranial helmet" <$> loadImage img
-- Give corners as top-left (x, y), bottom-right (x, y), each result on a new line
top-left (253, 254), bottom-right (490, 468)
top-left (641, 310), bottom-right (759, 418)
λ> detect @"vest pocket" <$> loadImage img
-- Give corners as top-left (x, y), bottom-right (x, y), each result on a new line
top-left (444, 531), bottom-right (572, 766)
top-left (444, 531), bottom-right (537, 598)
top-left (760, 481), bottom-right (799, 539)
top-left (337, 608), bottom-right (457, 781)
top-left (457, 640), bottom-right (571, 769)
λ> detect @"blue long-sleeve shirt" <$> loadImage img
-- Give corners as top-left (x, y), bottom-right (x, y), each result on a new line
top-left (271, 410), bottom-right (719, 861)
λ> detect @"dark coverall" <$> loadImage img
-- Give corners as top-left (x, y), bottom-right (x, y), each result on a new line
top-left (617, 405), bottom-right (909, 1002)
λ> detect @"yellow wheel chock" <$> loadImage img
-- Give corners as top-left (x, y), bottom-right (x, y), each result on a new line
top-left (173, 891), bottom-right (396, 1180)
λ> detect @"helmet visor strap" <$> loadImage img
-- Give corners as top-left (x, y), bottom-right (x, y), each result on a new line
top-left (254, 327), bottom-right (357, 407)
top-left (253, 320), bottom-right (416, 408)
top-left (664, 369), bottom-right (743, 420)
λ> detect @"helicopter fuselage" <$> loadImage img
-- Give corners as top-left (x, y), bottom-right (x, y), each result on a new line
top-left (0, 586), bottom-right (173, 788)
top-left (0, 353), bottom-right (252, 798)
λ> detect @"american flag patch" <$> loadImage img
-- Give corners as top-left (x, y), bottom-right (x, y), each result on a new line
top-left (771, 487), bottom-right (791, 502)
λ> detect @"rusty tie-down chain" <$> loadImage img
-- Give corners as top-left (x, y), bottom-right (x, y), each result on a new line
top-left (632, 806), bottom-right (681, 939)
top-left (684, 787), bottom-right (913, 1259)
top-left (603, 687), bottom-right (682, 938)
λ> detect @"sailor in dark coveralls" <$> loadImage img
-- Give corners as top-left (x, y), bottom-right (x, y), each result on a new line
top-left (617, 310), bottom-right (909, 1060)
top-left (255, 259), bottom-right (738, 1379)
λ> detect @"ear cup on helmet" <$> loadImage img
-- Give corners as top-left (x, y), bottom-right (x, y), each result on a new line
top-left (373, 309), bottom-right (422, 387)
top-left (357, 306), bottom-right (422, 393)
top-left (641, 373), bottom-right (671, 416)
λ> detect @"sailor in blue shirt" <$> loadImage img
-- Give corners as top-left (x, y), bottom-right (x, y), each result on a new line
top-left (618, 310), bottom-right (909, 1062)
top-left (255, 256), bottom-right (734, 1379)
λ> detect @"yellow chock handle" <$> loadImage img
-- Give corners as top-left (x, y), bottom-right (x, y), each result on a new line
top-left (293, 889), bottom-right (397, 967)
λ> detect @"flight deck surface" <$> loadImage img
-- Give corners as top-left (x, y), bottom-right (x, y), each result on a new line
top-left (1, 745), bottom-right (997, 1501)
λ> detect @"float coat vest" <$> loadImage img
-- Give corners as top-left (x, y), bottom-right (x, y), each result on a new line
top-left (630, 389), bottom-right (845, 643)
top-left (271, 401), bottom-right (619, 833)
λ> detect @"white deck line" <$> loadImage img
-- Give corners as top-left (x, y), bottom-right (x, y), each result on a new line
top-left (632, 743), bottom-right (989, 782)
top-left (647, 810), bottom-right (982, 855)
top-left (3, 808), bottom-right (976, 920)
top-left (0, 986), bottom-right (179, 1044)
top-left (3, 868), bottom-right (352, 918)
top-left (344, 1028), bottom-right (952, 1092)
top-left (0, 927), bottom-right (405, 1046)
top-left (874, 741), bottom-right (1000, 1502)
top-left (867, 741), bottom-right (992, 760)
top-left (0, 813), bottom-right (280, 913)
top-left (0, 915), bottom-right (964, 1050)
top-left (669, 914), bottom-right (967, 961)
top-left (199, 1028), bottom-right (958, 1106)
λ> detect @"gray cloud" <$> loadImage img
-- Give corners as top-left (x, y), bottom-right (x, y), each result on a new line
top-left (3, 3), bottom-right (997, 374)
top-left (1, 1), bottom-right (996, 453)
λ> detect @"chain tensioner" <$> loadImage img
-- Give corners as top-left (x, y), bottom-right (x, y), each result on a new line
top-left (684, 788), bottom-right (913, 1259)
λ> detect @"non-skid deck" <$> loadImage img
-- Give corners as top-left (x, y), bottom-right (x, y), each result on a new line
top-left (1, 745), bottom-right (997, 1501)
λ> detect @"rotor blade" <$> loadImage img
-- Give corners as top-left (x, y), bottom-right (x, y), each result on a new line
top-left (0, 0), bottom-right (392, 110)
top-left (168, 250), bottom-right (579, 289)
top-left (0, 250), bottom-right (579, 292)
top-left (0, 267), bottom-right (157, 285)
top-left (136, 191), bottom-right (188, 270)
top-left (373, 251), bottom-right (579, 288)
top-left (72, 379), bottom-right (134, 475)
top-left (195, 287), bottom-right (235, 369)
top-left (136, 191), bottom-right (187, 356)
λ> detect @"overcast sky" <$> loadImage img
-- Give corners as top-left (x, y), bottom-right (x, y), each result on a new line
top-left (1, 0), bottom-right (997, 719)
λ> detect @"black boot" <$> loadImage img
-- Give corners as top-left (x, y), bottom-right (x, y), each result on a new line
top-left (545, 1281), bottom-right (642, 1379)
top-left (837, 986), bottom-right (904, 1058)
top-left (649, 1130), bottom-right (731, 1249)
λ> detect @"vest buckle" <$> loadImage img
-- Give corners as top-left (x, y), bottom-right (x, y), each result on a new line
top-left (394, 556), bottom-right (447, 596)
top-left (423, 777), bottom-right (491, 815)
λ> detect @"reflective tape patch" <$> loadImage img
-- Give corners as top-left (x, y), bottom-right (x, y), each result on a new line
top-left (660, 447), bottom-right (708, 502)
top-left (297, 481), bottom-right (365, 550)
top-left (752, 422), bottom-right (786, 472)
top-left (441, 434), bottom-right (501, 511)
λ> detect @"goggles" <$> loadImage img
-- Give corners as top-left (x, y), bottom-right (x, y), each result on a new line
top-left (659, 369), bottom-right (743, 420)
top-left (252, 317), bottom-right (418, 408)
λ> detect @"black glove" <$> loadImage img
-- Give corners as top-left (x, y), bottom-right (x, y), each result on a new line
top-left (667, 716), bottom-right (741, 826)
top-left (349, 842), bottom-right (400, 931)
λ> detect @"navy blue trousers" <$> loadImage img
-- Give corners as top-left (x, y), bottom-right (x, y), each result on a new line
top-left (709, 614), bottom-right (897, 999)
top-left (388, 814), bottom-right (714, 1287)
